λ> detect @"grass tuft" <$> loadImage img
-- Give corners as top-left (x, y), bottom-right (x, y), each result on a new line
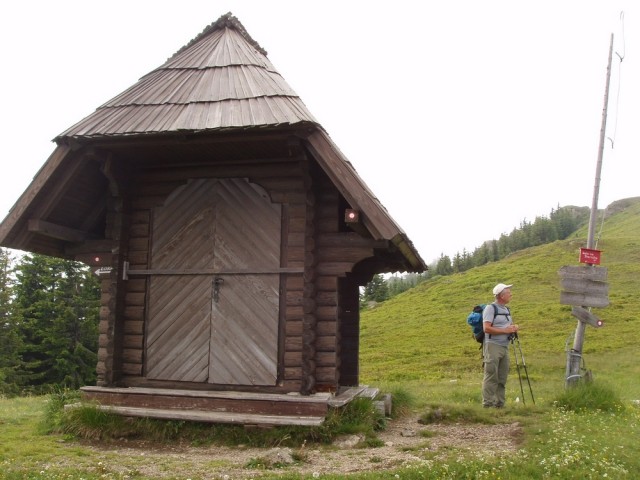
top-left (322, 397), bottom-right (387, 438)
top-left (59, 403), bottom-right (136, 440)
top-left (386, 386), bottom-right (415, 418)
top-left (554, 380), bottom-right (625, 412)
top-left (40, 388), bottom-right (81, 433)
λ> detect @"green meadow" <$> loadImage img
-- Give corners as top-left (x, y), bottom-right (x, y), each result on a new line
top-left (360, 198), bottom-right (640, 402)
top-left (1, 198), bottom-right (639, 479)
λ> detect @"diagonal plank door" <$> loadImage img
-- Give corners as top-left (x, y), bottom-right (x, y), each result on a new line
top-left (209, 178), bottom-right (281, 385)
top-left (146, 179), bottom-right (215, 382)
top-left (145, 178), bottom-right (281, 386)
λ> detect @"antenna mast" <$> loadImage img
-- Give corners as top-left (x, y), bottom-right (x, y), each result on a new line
top-left (586, 33), bottom-right (614, 250)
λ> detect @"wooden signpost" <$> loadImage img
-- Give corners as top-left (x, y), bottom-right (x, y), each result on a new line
top-left (570, 306), bottom-right (603, 328)
top-left (559, 265), bottom-right (609, 309)
top-left (562, 32), bottom-right (615, 387)
top-left (579, 247), bottom-right (602, 265)
top-left (559, 264), bottom-right (609, 386)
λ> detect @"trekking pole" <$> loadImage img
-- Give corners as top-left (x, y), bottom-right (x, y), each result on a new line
top-left (510, 335), bottom-right (527, 405)
top-left (513, 334), bottom-right (535, 405)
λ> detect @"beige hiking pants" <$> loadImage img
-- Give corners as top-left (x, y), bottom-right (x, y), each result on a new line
top-left (482, 340), bottom-right (510, 407)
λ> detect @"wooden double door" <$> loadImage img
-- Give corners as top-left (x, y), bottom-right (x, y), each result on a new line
top-left (144, 178), bottom-right (281, 386)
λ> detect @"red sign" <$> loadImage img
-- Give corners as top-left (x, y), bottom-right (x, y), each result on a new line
top-left (579, 248), bottom-right (602, 265)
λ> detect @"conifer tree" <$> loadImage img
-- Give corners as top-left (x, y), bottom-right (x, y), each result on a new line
top-left (435, 254), bottom-right (453, 276)
top-left (0, 248), bottom-right (23, 395)
top-left (362, 274), bottom-right (389, 303)
top-left (12, 254), bottom-right (99, 391)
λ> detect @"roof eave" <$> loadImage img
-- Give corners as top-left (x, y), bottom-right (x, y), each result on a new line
top-left (304, 129), bottom-right (427, 272)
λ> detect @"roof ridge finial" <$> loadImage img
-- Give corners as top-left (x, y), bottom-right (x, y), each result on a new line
top-left (168, 12), bottom-right (268, 61)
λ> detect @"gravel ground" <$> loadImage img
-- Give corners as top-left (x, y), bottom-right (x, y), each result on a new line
top-left (80, 414), bottom-right (523, 479)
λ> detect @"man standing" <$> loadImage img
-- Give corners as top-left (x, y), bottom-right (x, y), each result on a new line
top-left (482, 283), bottom-right (519, 408)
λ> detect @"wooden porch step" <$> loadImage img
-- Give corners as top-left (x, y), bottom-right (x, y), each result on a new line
top-left (79, 386), bottom-right (379, 426)
top-left (92, 404), bottom-right (325, 426)
top-left (81, 386), bottom-right (331, 411)
top-left (81, 386), bottom-right (333, 405)
top-left (80, 386), bottom-right (332, 425)
top-left (328, 385), bottom-right (380, 407)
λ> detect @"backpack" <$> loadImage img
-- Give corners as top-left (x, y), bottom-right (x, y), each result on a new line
top-left (466, 304), bottom-right (498, 343)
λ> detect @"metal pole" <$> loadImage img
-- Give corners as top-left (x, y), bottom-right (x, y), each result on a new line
top-left (511, 337), bottom-right (526, 405)
top-left (566, 33), bottom-right (614, 387)
top-left (516, 337), bottom-right (535, 404)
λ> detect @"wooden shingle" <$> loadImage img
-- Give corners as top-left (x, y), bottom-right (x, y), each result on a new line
top-left (58, 14), bottom-right (316, 140)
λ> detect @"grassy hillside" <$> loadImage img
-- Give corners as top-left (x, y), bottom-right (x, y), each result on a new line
top-left (360, 197), bottom-right (640, 405)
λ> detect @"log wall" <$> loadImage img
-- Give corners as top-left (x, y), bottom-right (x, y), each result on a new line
top-left (96, 148), bottom-right (376, 393)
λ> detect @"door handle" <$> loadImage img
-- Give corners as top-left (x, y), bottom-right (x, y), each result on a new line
top-left (213, 277), bottom-right (224, 303)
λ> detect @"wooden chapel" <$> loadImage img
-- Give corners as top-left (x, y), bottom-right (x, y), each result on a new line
top-left (0, 13), bottom-right (426, 425)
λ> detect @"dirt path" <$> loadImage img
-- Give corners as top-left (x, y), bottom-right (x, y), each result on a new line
top-left (82, 415), bottom-right (523, 479)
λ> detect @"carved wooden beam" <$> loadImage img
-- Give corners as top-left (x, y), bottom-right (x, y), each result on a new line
top-left (100, 153), bottom-right (123, 197)
top-left (28, 219), bottom-right (87, 242)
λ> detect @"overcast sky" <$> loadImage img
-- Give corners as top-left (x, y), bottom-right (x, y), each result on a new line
top-left (1, 1), bottom-right (637, 265)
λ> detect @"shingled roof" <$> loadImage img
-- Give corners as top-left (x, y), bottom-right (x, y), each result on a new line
top-left (1, 13), bottom-right (426, 272)
top-left (57, 13), bottom-right (318, 140)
